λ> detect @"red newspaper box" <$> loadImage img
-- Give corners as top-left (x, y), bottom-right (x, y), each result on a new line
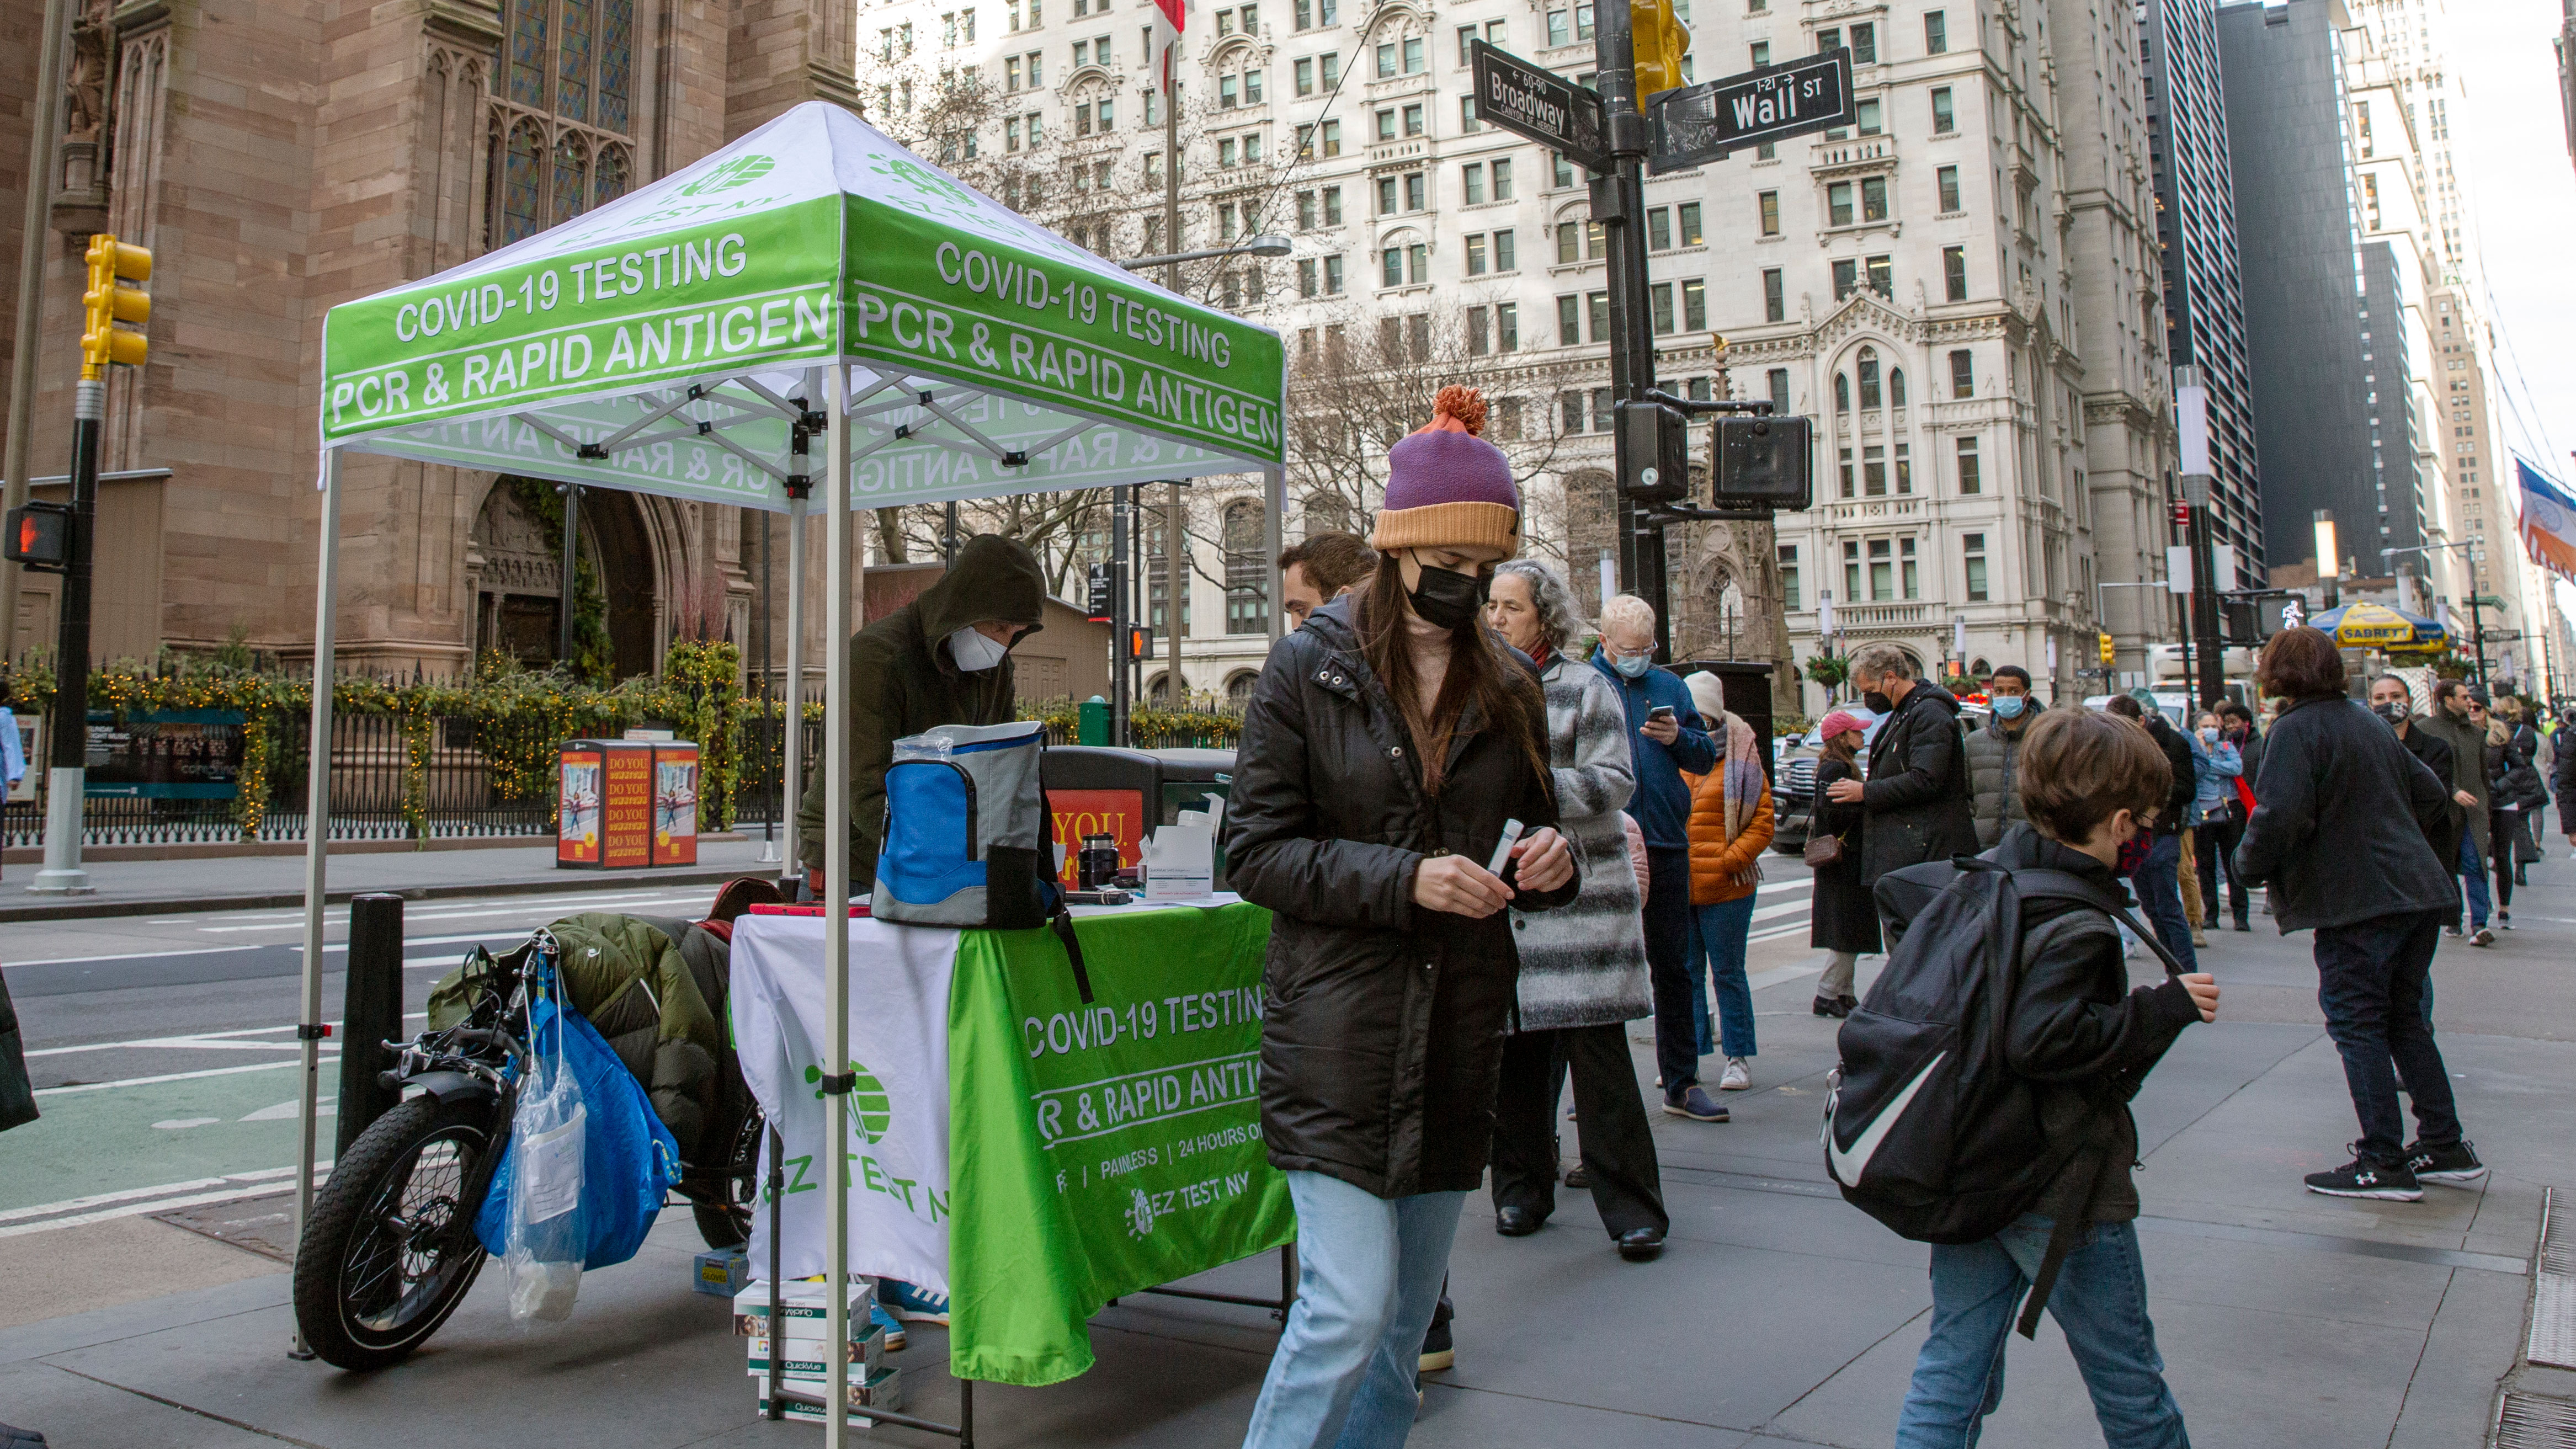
top-left (651, 741), bottom-right (700, 865)
top-left (560, 739), bottom-right (655, 869)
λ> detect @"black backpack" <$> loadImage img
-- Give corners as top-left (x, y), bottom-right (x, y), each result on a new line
top-left (1823, 853), bottom-right (2184, 1335)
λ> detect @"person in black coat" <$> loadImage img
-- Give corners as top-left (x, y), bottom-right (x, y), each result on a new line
top-left (1226, 391), bottom-right (1582, 1449)
top-left (1824, 643), bottom-right (1978, 889)
top-left (2369, 675), bottom-right (2463, 906)
top-left (2236, 628), bottom-right (2487, 1200)
top-left (1806, 711), bottom-right (1877, 1018)
top-left (2103, 695), bottom-right (2200, 970)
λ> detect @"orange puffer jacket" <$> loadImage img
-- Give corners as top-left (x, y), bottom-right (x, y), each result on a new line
top-left (1683, 770), bottom-right (1773, 905)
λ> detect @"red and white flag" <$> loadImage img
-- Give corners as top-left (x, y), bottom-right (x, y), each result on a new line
top-left (1149, 0), bottom-right (1186, 87)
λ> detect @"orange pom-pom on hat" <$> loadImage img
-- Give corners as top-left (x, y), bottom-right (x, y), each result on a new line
top-left (1370, 385), bottom-right (1520, 556)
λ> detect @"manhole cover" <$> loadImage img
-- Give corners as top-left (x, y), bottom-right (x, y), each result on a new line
top-left (153, 1190), bottom-right (296, 1263)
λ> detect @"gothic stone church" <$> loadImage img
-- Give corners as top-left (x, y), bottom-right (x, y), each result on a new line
top-left (0, 0), bottom-right (859, 676)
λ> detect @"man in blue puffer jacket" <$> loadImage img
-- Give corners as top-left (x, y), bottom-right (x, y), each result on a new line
top-left (1590, 594), bottom-right (1721, 1121)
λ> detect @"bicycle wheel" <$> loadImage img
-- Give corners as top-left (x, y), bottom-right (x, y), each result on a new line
top-left (690, 1102), bottom-right (765, 1250)
top-left (292, 1094), bottom-right (496, 1370)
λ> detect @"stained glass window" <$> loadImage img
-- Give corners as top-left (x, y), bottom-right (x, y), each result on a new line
top-left (593, 145), bottom-right (630, 209)
top-left (503, 119), bottom-right (545, 242)
top-left (510, 0), bottom-right (549, 107)
top-left (553, 132), bottom-right (589, 225)
top-left (599, 0), bottom-right (634, 134)
top-left (557, 0), bottom-right (593, 122)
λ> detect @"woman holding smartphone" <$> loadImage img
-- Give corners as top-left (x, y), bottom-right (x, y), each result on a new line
top-left (1226, 387), bottom-right (1580, 1449)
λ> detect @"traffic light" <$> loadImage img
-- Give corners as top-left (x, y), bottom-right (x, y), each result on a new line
top-left (1085, 563), bottom-right (1113, 624)
top-left (1614, 399), bottom-right (1690, 504)
top-left (1631, 0), bottom-right (1693, 97)
top-left (1712, 414), bottom-right (1813, 510)
top-left (81, 233), bottom-right (151, 377)
top-left (2098, 632), bottom-right (2117, 667)
top-left (4, 501), bottom-right (71, 573)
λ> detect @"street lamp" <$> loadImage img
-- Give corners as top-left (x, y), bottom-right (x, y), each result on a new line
top-left (1118, 235), bottom-right (1293, 271)
top-left (2313, 510), bottom-right (2340, 610)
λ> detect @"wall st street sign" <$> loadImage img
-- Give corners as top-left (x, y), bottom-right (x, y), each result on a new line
top-left (1647, 50), bottom-right (1856, 173)
top-left (1468, 39), bottom-right (1609, 172)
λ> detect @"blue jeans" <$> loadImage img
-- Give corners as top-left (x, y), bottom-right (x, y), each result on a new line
top-left (2457, 835), bottom-right (2490, 930)
top-left (1242, 1173), bottom-right (1466, 1449)
top-left (1896, 1215), bottom-right (2190, 1449)
top-left (1685, 896), bottom-right (1759, 1059)
top-left (2315, 909), bottom-right (2461, 1162)
top-left (2131, 834), bottom-right (2198, 971)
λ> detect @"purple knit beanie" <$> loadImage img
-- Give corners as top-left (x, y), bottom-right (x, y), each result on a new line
top-left (1371, 386), bottom-right (1521, 556)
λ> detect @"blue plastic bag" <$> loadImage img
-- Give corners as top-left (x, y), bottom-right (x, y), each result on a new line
top-left (475, 994), bottom-right (683, 1271)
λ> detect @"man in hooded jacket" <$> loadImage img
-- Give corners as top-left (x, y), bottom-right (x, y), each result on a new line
top-left (795, 532), bottom-right (1049, 888)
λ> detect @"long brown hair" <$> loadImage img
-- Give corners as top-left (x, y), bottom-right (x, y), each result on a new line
top-left (1354, 551), bottom-right (1553, 798)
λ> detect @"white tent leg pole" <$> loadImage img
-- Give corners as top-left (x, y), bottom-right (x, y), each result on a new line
top-left (822, 363), bottom-right (854, 1448)
top-left (1264, 464), bottom-right (1287, 644)
top-left (784, 491), bottom-right (808, 881)
top-left (289, 446), bottom-right (342, 1360)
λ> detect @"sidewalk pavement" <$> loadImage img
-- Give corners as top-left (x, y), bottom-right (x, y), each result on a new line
top-left (2, 850), bottom-right (2569, 1446)
top-left (0, 833), bottom-right (795, 924)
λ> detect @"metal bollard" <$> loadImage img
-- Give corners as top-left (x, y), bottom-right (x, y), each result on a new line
top-left (334, 893), bottom-right (406, 1155)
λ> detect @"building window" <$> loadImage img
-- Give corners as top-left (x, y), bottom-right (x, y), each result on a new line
top-left (1405, 172), bottom-right (1427, 210)
top-left (1750, 40), bottom-right (1770, 65)
top-left (1843, 539), bottom-right (1862, 598)
top-left (1937, 164), bottom-right (1961, 213)
top-left (1495, 302), bottom-right (1519, 351)
top-left (1678, 201), bottom-right (1702, 244)
top-left (1850, 21), bottom-right (1876, 63)
top-left (1766, 367), bottom-right (1790, 412)
top-left (1943, 246), bottom-right (1968, 301)
top-left (1866, 255), bottom-right (1891, 296)
top-left (1779, 545), bottom-right (1801, 611)
top-left (1223, 500), bottom-right (1269, 635)
top-left (1592, 386), bottom-right (1614, 431)
top-left (1492, 157), bottom-right (1515, 198)
top-left (1463, 162), bottom-right (1484, 203)
top-left (1834, 374), bottom-right (1851, 414)
top-left (494, 0), bottom-right (637, 244)
top-left (1858, 348), bottom-right (1882, 409)
top-left (1832, 258), bottom-right (1857, 300)
top-left (1588, 290), bottom-right (1610, 341)
top-left (1949, 349), bottom-right (1974, 398)
top-left (1558, 294), bottom-right (1581, 345)
top-left (1651, 282), bottom-right (1675, 335)
top-left (1861, 175), bottom-right (1888, 222)
top-left (1468, 306), bottom-right (1491, 355)
top-left (1894, 440), bottom-right (1912, 492)
top-left (1829, 182), bottom-right (1854, 227)
top-left (1758, 190), bottom-right (1779, 236)
top-left (1324, 254), bottom-right (1344, 292)
top-left (1863, 443), bottom-right (1886, 494)
top-left (1931, 87), bottom-right (1955, 133)
top-left (1403, 102), bottom-right (1425, 136)
top-left (1956, 435), bottom-right (1981, 493)
top-left (1648, 206), bottom-right (1673, 251)
top-left (1924, 10), bottom-right (1947, 54)
top-left (1682, 278), bottom-right (1705, 331)
top-left (1763, 268), bottom-right (1784, 322)
top-left (1855, 97), bottom-right (1882, 135)
top-left (1899, 537), bottom-right (1918, 599)
top-left (1890, 369), bottom-right (1907, 409)
top-left (1963, 532), bottom-right (1988, 600)
top-left (1494, 229), bottom-right (1516, 269)
top-left (1839, 445), bottom-right (1855, 497)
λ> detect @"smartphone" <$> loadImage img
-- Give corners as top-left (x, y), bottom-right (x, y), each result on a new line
top-left (1486, 818), bottom-right (1525, 876)
top-left (1648, 705), bottom-right (1676, 723)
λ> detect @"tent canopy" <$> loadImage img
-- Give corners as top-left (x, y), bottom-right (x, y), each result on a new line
top-left (317, 103), bottom-right (1285, 510)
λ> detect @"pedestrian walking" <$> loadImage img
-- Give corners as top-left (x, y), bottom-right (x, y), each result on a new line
top-left (1479, 558), bottom-right (1668, 1259)
top-left (2489, 699), bottom-right (2545, 923)
top-left (1228, 386), bottom-right (1580, 1449)
top-left (1965, 664), bottom-right (2042, 848)
top-left (1590, 594), bottom-right (1726, 1122)
top-left (2189, 712), bottom-right (2243, 937)
top-left (2236, 629), bottom-right (2488, 1201)
top-left (1680, 670), bottom-right (1774, 1094)
top-left (2101, 696), bottom-right (2201, 971)
top-left (2370, 676), bottom-right (2464, 901)
top-left (2412, 679), bottom-right (2495, 945)
top-left (2557, 708), bottom-right (2576, 851)
top-left (1807, 710), bottom-right (1877, 1018)
top-left (1823, 642), bottom-right (1978, 891)
top-left (1887, 708), bottom-right (2219, 1449)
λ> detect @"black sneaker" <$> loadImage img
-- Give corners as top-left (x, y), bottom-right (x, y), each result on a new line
top-left (1418, 1295), bottom-right (1455, 1372)
top-left (2402, 1139), bottom-right (2488, 1185)
top-left (1661, 1085), bottom-right (1729, 1122)
top-left (2471, 926), bottom-right (2496, 947)
top-left (2304, 1153), bottom-right (2423, 1201)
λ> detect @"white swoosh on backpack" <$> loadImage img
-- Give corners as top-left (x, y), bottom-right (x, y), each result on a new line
top-left (1824, 1051), bottom-right (1947, 1187)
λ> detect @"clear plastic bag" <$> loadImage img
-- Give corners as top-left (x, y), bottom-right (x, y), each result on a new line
top-left (504, 977), bottom-right (588, 1323)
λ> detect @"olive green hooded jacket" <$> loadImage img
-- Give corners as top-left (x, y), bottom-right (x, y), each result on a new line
top-left (795, 533), bottom-right (1048, 882)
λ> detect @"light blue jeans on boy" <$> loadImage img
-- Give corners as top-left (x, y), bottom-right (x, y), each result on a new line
top-left (1895, 1213), bottom-right (2190, 1449)
top-left (1685, 895), bottom-right (1759, 1059)
top-left (1241, 1171), bottom-right (1466, 1449)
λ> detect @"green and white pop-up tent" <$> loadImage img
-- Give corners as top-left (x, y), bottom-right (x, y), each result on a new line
top-left (287, 103), bottom-right (1287, 1418)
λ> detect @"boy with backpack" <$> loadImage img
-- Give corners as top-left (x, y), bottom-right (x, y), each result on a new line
top-left (1825, 708), bottom-right (2218, 1448)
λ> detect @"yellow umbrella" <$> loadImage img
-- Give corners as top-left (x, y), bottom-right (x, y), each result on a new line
top-left (2314, 601), bottom-right (2418, 647)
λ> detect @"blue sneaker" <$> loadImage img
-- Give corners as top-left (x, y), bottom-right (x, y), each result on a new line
top-left (869, 1302), bottom-right (907, 1352)
top-left (879, 1278), bottom-right (951, 1327)
top-left (1660, 1085), bottom-right (1728, 1122)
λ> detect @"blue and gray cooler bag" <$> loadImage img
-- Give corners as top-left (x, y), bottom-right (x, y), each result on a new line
top-left (872, 720), bottom-right (1058, 928)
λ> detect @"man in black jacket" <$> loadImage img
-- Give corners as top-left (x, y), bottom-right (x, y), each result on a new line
top-left (2103, 696), bottom-right (2199, 970)
top-left (2237, 629), bottom-right (2487, 1200)
top-left (2370, 675), bottom-right (2463, 905)
top-left (1891, 708), bottom-right (2217, 1446)
top-left (1825, 642), bottom-right (1978, 889)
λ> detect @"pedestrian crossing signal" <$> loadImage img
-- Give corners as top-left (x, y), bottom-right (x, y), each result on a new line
top-left (1125, 626), bottom-right (1154, 660)
top-left (2098, 632), bottom-right (2117, 666)
top-left (81, 233), bottom-right (152, 377)
top-left (4, 501), bottom-right (71, 573)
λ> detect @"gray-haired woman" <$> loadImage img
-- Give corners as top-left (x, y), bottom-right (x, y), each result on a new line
top-left (1479, 559), bottom-right (1669, 1258)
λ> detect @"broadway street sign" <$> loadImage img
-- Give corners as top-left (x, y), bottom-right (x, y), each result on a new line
top-left (1469, 39), bottom-right (1608, 172)
top-left (1647, 50), bottom-right (1855, 173)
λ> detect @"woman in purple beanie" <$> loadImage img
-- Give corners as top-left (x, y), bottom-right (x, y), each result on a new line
top-left (1227, 386), bottom-right (1582, 1448)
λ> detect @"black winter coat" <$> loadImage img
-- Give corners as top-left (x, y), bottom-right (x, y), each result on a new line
top-left (2235, 696), bottom-right (2456, 931)
top-left (1858, 683), bottom-right (1979, 888)
top-left (2397, 725), bottom-right (2464, 875)
top-left (2494, 724), bottom-right (2549, 811)
top-left (1808, 754), bottom-right (1881, 954)
top-left (1225, 599), bottom-right (1579, 1200)
top-left (2141, 716), bottom-right (2197, 836)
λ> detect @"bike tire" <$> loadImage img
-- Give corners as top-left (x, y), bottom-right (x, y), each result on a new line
top-left (690, 1103), bottom-right (767, 1250)
top-left (291, 1094), bottom-right (495, 1371)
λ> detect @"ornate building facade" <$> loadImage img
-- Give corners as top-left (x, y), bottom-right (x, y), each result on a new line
top-left (0, 0), bottom-right (858, 675)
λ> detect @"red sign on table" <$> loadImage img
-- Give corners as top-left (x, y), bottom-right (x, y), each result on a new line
top-left (1047, 787), bottom-right (1147, 889)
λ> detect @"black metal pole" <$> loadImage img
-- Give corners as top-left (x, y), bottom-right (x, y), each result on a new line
top-left (334, 893), bottom-right (405, 1154)
top-left (758, 508), bottom-right (774, 844)
top-left (557, 482), bottom-right (582, 666)
top-left (33, 377), bottom-right (102, 892)
top-left (1111, 484), bottom-right (1132, 745)
top-left (1594, 0), bottom-right (1668, 654)
top-left (2188, 499), bottom-right (2223, 710)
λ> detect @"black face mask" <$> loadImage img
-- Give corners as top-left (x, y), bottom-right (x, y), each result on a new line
top-left (1408, 564), bottom-right (1488, 631)
top-left (1861, 690), bottom-right (1894, 715)
top-left (2375, 701), bottom-right (2410, 726)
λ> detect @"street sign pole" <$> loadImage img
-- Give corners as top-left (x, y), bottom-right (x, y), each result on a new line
top-left (30, 375), bottom-right (100, 894)
top-left (1583, 0), bottom-right (1672, 652)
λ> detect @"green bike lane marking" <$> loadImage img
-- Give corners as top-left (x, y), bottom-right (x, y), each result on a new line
top-left (5, 1059), bottom-right (345, 1217)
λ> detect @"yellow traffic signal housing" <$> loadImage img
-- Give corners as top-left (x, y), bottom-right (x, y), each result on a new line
top-left (1632, 0), bottom-right (1692, 97)
top-left (81, 233), bottom-right (151, 377)
top-left (2098, 632), bottom-right (2117, 666)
